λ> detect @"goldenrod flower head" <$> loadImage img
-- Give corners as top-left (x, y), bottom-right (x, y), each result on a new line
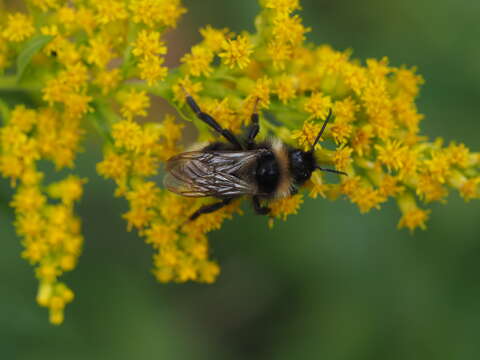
top-left (272, 13), bottom-right (310, 46)
top-left (219, 34), bottom-right (253, 70)
top-left (138, 57), bottom-right (168, 86)
top-left (333, 145), bottom-right (353, 172)
top-left (274, 75), bottom-right (297, 104)
top-left (119, 90), bottom-right (150, 120)
top-left (173, 77), bottom-right (203, 103)
top-left (2, 13), bottom-right (35, 42)
top-left (132, 30), bottom-right (167, 59)
top-left (181, 45), bottom-right (214, 77)
top-left (200, 26), bottom-right (230, 52)
top-left (94, 68), bottom-right (122, 95)
top-left (459, 177), bottom-right (480, 202)
top-left (264, 0), bottom-right (301, 13)
top-left (93, 0), bottom-right (128, 24)
top-left (269, 194), bottom-right (304, 223)
top-left (291, 120), bottom-right (321, 151)
top-left (85, 36), bottom-right (115, 69)
top-left (267, 40), bottom-right (293, 70)
top-left (398, 208), bottom-right (430, 232)
top-left (304, 92), bottom-right (332, 119)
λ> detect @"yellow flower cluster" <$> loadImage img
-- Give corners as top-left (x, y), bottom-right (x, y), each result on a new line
top-left (0, 0), bottom-right (186, 324)
top-left (97, 117), bottom-right (240, 283)
top-left (0, 0), bottom-right (478, 325)
top-left (0, 106), bottom-right (84, 324)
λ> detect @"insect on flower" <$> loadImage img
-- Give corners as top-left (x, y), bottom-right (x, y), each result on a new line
top-left (164, 91), bottom-right (347, 221)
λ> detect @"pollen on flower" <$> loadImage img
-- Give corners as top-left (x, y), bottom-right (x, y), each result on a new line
top-left (200, 26), bottom-right (230, 52)
top-left (304, 92), bottom-right (332, 119)
top-left (119, 90), bottom-right (150, 120)
top-left (459, 177), bottom-right (480, 202)
top-left (2, 13), bottom-right (35, 42)
top-left (333, 145), bottom-right (353, 172)
top-left (291, 120), bottom-right (321, 151)
top-left (273, 13), bottom-right (310, 46)
top-left (269, 194), bottom-right (304, 222)
top-left (138, 57), bottom-right (168, 86)
top-left (219, 34), bottom-right (253, 70)
top-left (274, 75), bottom-right (296, 104)
top-left (173, 77), bottom-right (203, 103)
top-left (264, 0), bottom-right (301, 13)
top-left (181, 45), bottom-right (214, 77)
top-left (85, 36), bottom-right (115, 69)
top-left (398, 208), bottom-right (430, 232)
top-left (132, 30), bottom-right (167, 59)
top-left (93, 0), bottom-right (128, 24)
top-left (94, 68), bottom-right (122, 95)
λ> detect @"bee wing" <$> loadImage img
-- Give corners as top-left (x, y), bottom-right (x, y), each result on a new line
top-left (164, 150), bottom-right (264, 197)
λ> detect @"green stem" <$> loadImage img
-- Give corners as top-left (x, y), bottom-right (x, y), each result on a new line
top-left (0, 75), bottom-right (41, 93)
top-left (0, 98), bottom-right (10, 124)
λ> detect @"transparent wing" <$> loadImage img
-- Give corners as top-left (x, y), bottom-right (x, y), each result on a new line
top-left (164, 150), bottom-right (265, 197)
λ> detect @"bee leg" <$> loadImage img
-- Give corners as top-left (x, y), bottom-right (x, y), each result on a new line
top-left (189, 198), bottom-right (233, 221)
top-left (246, 98), bottom-right (260, 149)
top-left (184, 94), bottom-right (243, 150)
top-left (252, 195), bottom-right (270, 215)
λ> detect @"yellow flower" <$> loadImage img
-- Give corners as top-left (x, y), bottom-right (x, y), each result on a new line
top-left (173, 76), bottom-right (203, 103)
top-left (93, 0), bottom-right (128, 24)
top-left (274, 75), bottom-right (296, 104)
top-left (329, 121), bottom-right (353, 145)
top-left (304, 92), bottom-right (332, 119)
top-left (85, 36), bottom-right (115, 68)
top-left (2, 13), bottom-right (35, 42)
top-left (94, 68), bottom-right (122, 95)
top-left (416, 174), bottom-right (447, 203)
top-left (97, 151), bottom-right (131, 181)
top-left (200, 26), bottom-right (229, 52)
top-left (459, 177), bottom-right (480, 202)
top-left (119, 90), bottom-right (150, 120)
top-left (132, 30), bottom-right (167, 59)
top-left (145, 222), bottom-right (179, 249)
top-left (267, 40), bottom-right (292, 70)
top-left (333, 145), bottom-right (353, 172)
top-left (181, 45), bottom-right (214, 77)
top-left (48, 176), bottom-right (86, 205)
top-left (138, 57), bottom-right (168, 86)
top-left (291, 120), bottom-right (321, 151)
top-left (398, 208), bottom-right (430, 232)
top-left (272, 13), bottom-right (310, 46)
top-left (269, 194), bottom-right (304, 222)
top-left (219, 34), bottom-right (253, 70)
top-left (203, 98), bottom-right (240, 132)
top-left (264, 0), bottom-right (301, 13)
top-left (375, 140), bottom-right (406, 172)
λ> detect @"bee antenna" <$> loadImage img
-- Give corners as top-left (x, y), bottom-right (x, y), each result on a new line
top-left (310, 108), bottom-right (333, 153)
top-left (315, 166), bottom-right (348, 176)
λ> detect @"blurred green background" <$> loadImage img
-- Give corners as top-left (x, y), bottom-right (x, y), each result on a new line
top-left (2, 0), bottom-right (480, 359)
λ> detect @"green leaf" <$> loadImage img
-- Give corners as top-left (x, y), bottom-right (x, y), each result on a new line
top-left (16, 35), bottom-right (53, 83)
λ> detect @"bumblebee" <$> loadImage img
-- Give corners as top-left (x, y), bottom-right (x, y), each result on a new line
top-left (164, 92), bottom-right (346, 221)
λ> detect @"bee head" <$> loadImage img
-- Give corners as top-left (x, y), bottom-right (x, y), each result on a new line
top-left (289, 149), bottom-right (316, 185)
top-left (290, 109), bottom-right (347, 185)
